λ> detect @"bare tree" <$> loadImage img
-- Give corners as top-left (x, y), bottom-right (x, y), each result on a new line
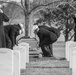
top-left (0, 0), bottom-right (74, 37)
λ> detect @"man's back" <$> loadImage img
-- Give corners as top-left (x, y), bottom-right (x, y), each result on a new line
top-left (4, 24), bottom-right (21, 47)
top-left (4, 25), bottom-right (12, 33)
top-left (39, 25), bottom-right (60, 38)
top-left (4, 24), bottom-right (21, 34)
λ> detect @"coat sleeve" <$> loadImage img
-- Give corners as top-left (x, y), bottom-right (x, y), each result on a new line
top-left (2, 13), bottom-right (9, 22)
top-left (48, 27), bottom-right (60, 38)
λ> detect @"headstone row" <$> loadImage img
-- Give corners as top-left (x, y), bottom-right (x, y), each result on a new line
top-left (65, 41), bottom-right (76, 75)
top-left (0, 42), bottom-right (29, 75)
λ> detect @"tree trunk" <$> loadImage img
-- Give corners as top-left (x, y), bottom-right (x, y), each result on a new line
top-left (48, 19), bottom-right (51, 26)
top-left (25, 14), bottom-right (30, 37)
top-left (65, 19), bottom-right (69, 41)
top-left (24, 0), bottom-right (30, 38)
top-left (65, 29), bottom-right (69, 41)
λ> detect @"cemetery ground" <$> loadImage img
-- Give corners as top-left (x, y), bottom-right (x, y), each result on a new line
top-left (21, 41), bottom-right (72, 75)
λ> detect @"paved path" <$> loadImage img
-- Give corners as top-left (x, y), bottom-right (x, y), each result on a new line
top-left (21, 41), bottom-right (72, 75)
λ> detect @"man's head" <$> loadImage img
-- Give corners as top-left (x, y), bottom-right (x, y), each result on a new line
top-left (33, 25), bottom-right (39, 34)
top-left (19, 23), bottom-right (24, 29)
top-left (0, 5), bottom-right (3, 13)
top-left (18, 23), bottom-right (24, 34)
top-left (0, 5), bottom-right (3, 8)
top-left (15, 23), bottom-right (24, 35)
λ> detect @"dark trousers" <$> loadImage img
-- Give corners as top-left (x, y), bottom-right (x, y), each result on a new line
top-left (41, 44), bottom-right (53, 56)
top-left (5, 33), bottom-right (12, 49)
top-left (39, 34), bottom-right (57, 56)
top-left (48, 44), bottom-right (53, 56)
top-left (39, 36), bottom-right (56, 56)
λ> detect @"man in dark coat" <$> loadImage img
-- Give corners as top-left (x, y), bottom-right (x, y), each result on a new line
top-left (39, 25), bottom-right (60, 38)
top-left (4, 24), bottom-right (24, 49)
top-left (33, 25), bottom-right (59, 57)
top-left (38, 25), bottom-right (60, 56)
top-left (0, 9), bottom-right (9, 48)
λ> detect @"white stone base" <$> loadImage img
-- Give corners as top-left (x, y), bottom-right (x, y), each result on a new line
top-left (13, 50), bottom-right (20, 75)
top-left (13, 46), bottom-right (26, 69)
top-left (18, 42), bottom-right (29, 63)
top-left (0, 48), bottom-right (13, 75)
top-left (66, 41), bottom-right (76, 68)
top-left (72, 47), bottom-right (76, 75)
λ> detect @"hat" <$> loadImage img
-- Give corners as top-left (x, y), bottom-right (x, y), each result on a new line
top-left (33, 25), bottom-right (38, 31)
top-left (22, 28), bottom-right (25, 32)
top-left (19, 28), bottom-right (24, 34)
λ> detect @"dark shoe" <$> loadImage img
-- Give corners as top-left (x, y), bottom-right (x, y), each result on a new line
top-left (59, 58), bottom-right (66, 60)
top-left (43, 55), bottom-right (53, 57)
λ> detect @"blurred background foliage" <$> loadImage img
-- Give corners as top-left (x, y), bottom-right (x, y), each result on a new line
top-left (0, 0), bottom-right (76, 40)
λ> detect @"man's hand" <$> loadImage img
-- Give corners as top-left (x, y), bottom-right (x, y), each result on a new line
top-left (36, 42), bottom-right (41, 49)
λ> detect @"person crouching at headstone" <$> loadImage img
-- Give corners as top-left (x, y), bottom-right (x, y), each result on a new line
top-left (0, 5), bottom-right (9, 48)
top-left (37, 22), bottom-right (61, 57)
top-left (33, 25), bottom-right (58, 57)
top-left (4, 23), bottom-right (24, 49)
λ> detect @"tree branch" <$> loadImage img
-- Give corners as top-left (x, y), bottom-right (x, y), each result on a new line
top-left (21, 0), bottom-right (25, 10)
top-left (0, 1), bottom-right (24, 11)
top-left (68, 34), bottom-right (74, 41)
top-left (29, 0), bottom-right (62, 15)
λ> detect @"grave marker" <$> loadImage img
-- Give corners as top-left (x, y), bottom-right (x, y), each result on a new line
top-left (65, 41), bottom-right (73, 61)
top-left (0, 48), bottom-right (13, 75)
top-left (13, 46), bottom-right (26, 69)
top-left (69, 42), bottom-right (76, 68)
top-left (13, 50), bottom-right (20, 75)
top-left (18, 42), bottom-right (29, 63)
top-left (72, 47), bottom-right (76, 75)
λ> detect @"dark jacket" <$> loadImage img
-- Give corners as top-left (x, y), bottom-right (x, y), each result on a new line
top-left (0, 13), bottom-right (9, 48)
top-left (4, 24), bottom-right (21, 47)
top-left (37, 27), bottom-right (57, 46)
top-left (39, 25), bottom-right (60, 38)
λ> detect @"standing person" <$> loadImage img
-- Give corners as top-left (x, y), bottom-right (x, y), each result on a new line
top-left (0, 6), bottom-right (9, 48)
top-left (33, 25), bottom-right (58, 57)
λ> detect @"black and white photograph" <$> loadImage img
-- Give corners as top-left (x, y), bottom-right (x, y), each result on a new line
top-left (1, 0), bottom-right (76, 75)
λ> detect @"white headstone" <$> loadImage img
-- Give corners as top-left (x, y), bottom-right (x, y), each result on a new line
top-left (13, 50), bottom-right (20, 75)
top-left (0, 48), bottom-right (13, 75)
top-left (16, 34), bottom-right (25, 44)
top-left (65, 41), bottom-right (74, 61)
top-left (66, 41), bottom-right (76, 68)
top-left (72, 47), bottom-right (76, 75)
top-left (69, 42), bottom-right (76, 68)
top-left (13, 46), bottom-right (26, 69)
top-left (18, 42), bottom-right (29, 63)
